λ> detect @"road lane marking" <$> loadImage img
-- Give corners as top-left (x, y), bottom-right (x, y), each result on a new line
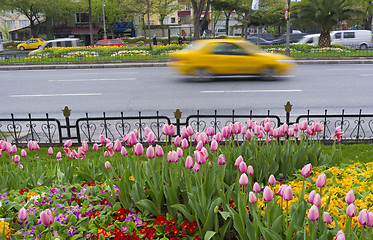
top-left (359, 74), bottom-right (373, 77)
top-left (200, 90), bottom-right (302, 93)
top-left (49, 78), bottom-right (136, 82)
top-left (10, 93), bottom-right (102, 97)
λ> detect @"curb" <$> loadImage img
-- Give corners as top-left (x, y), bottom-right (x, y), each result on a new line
top-left (1, 59), bottom-right (373, 71)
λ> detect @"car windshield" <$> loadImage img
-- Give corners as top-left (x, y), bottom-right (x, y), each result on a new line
top-left (183, 41), bottom-right (209, 51)
top-left (238, 41), bottom-right (263, 53)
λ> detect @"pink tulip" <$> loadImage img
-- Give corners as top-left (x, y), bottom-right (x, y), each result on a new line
top-left (346, 204), bottom-right (357, 217)
top-left (21, 149), bottom-right (27, 158)
top-left (92, 143), bottom-right (99, 151)
top-left (133, 143), bottom-right (144, 156)
top-left (218, 154), bottom-right (226, 165)
top-left (167, 151), bottom-right (178, 163)
top-left (12, 155), bottom-right (20, 163)
top-left (176, 147), bottom-right (183, 158)
top-left (235, 156), bottom-right (243, 167)
top-left (146, 146), bottom-right (155, 159)
top-left (40, 209), bottom-right (54, 226)
top-left (180, 127), bottom-right (188, 138)
top-left (11, 145), bottom-right (17, 154)
top-left (316, 173), bottom-right (326, 188)
top-left (185, 156), bottom-right (194, 169)
top-left (323, 212), bottom-right (332, 224)
top-left (105, 161), bottom-right (111, 169)
top-left (239, 161), bottom-right (247, 173)
top-left (210, 140), bottom-right (218, 151)
top-left (47, 147), bottom-right (53, 155)
top-left (263, 186), bottom-right (273, 202)
top-left (335, 230), bottom-right (346, 240)
top-left (331, 126), bottom-right (344, 141)
top-left (200, 133), bottom-right (209, 145)
top-left (232, 122), bottom-right (242, 134)
top-left (245, 131), bottom-right (252, 140)
top-left (64, 140), bottom-right (72, 148)
top-left (128, 132), bottom-right (137, 146)
top-left (299, 120), bottom-right (308, 131)
top-left (283, 185), bottom-right (293, 201)
top-left (201, 147), bottom-right (209, 160)
top-left (301, 163), bottom-right (312, 178)
top-left (64, 148), bottom-right (71, 157)
top-left (155, 145), bottom-right (164, 157)
top-left (81, 141), bottom-right (88, 153)
top-left (249, 191), bottom-right (257, 204)
top-left (193, 162), bottom-right (200, 172)
top-left (214, 133), bottom-right (223, 143)
top-left (308, 190), bottom-right (317, 204)
top-left (56, 152), bottom-right (62, 159)
top-left (268, 175), bottom-right (276, 186)
top-left (194, 151), bottom-right (205, 165)
top-left (18, 164), bottom-right (23, 169)
top-left (181, 139), bottom-right (189, 149)
top-left (99, 135), bottom-right (106, 144)
top-left (358, 209), bottom-right (369, 226)
top-left (174, 136), bottom-right (181, 146)
top-left (313, 193), bottom-right (322, 207)
top-left (264, 122), bottom-right (272, 132)
top-left (247, 165), bottom-right (254, 175)
top-left (196, 141), bottom-right (203, 151)
top-left (104, 151), bottom-right (109, 158)
top-left (278, 184), bottom-right (287, 197)
top-left (308, 205), bottom-right (319, 221)
top-left (345, 190), bottom-right (355, 204)
top-left (186, 126), bottom-right (194, 136)
top-left (121, 146), bottom-right (128, 156)
top-left (147, 132), bottom-right (155, 143)
top-left (113, 139), bottom-right (122, 152)
top-left (239, 173), bottom-right (249, 186)
top-left (221, 126), bottom-right (231, 139)
top-left (107, 149), bottom-right (114, 157)
top-left (18, 207), bottom-right (28, 222)
top-left (253, 182), bottom-right (261, 193)
top-left (367, 212), bottom-right (373, 227)
top-left (105, 141), bottom-right (113, 149)
top-left (205, 127), bottom-right (215, 136)
top-left (0, 149), bottom-right (2, 157)
top-left (144, 126), bottom-right (152, 138)
top-left (246, 119), bottom-right (253, 129)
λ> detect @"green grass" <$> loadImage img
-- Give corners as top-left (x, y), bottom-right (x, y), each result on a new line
top-left (322, 143), bottom-right (373, 164)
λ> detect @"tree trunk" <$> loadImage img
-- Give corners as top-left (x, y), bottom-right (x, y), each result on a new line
top-left (191, 0), bottom-right (206, 40)
top-left (225, 12), bottom-right (231, 35)
top-left (160, 16), bottom-right (165, 37)
top-left (319, 30), bottom-right (331, 47)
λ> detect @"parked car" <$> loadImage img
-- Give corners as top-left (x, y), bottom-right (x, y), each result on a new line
top-left (271, 33), bottom-right (308, 45)
top-left (331, 30), bottom-right (372, 50)
top-left (169, 39), bottom-right (294, 80)
top-left (296, 34), bottom-right (320, 46)
top-left (247, 36), bottom-right (273, 45)
top-left (17, 38), bottom-right (46, 51)
top-left (248, 33), bottom-right (275, 41)
top-left (31, 38), bottom-right (81, 53)
top-left (94, 39), bottom-right (124, 47)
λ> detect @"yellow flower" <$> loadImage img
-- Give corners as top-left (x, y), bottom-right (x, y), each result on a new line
top-left (0, 221), bottom-right (13, 239)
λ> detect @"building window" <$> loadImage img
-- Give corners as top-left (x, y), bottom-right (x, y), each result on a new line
top-left (4, 20), bottom-right (15, 28)
top-left (76, 13), bottom-right (89, 23)
top-left (171, 17), bottom-right (176, 23)
top-left (19, 20), bottom-right (30, 28)
top-left (163, 18), bottom-right (169, 24)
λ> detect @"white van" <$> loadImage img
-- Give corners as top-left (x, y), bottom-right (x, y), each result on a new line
top-left (296, 34), bottom-right (320, 46)
top-left (331, 30), bottom-right (372, 49)
top-left (33, 38), bottom-right (81, 52)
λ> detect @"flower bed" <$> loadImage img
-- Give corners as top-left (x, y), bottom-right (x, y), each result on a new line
top-left (0, 119), bottom-right (372, 239)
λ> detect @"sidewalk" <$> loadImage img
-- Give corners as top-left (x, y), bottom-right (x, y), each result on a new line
top-left (1, 59), bottom-right (373, 71)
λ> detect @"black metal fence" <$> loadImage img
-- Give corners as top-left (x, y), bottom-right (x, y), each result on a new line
top-left (1, 102), bottom-right (373, 146)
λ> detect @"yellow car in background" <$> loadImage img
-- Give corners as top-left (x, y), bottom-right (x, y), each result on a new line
top-left (169, 38), bottom-right (294, 80)
top-left (17, 38), bottom-right (46, 51)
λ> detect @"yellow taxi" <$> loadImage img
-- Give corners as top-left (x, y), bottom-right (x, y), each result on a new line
top-left (169, 38), bottom-right (294, 80)
top-left (17, 38), bottom-right (46, 51)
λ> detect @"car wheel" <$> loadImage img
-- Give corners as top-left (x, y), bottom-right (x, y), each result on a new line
top-left (193, 68), bottom-right (212, 81)
top-left (19, 46), bottom-right (25, 51)
top-left (360, 44), bottom-right (368, 50)
top-left (261, 67), bottom-right (276, 80)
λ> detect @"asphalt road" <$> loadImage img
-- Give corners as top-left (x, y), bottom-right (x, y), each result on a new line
top-left (1, 64), bottom-right (372, 119)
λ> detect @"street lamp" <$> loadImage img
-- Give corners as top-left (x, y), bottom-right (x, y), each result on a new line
top-left (102, 0), bottom-right (107, 39)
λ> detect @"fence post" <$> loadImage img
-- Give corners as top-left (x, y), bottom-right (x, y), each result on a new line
top-left (174, 109), bottom-right (182, 136)
top-left (284, 101), bottom-right (292, 125)
top-left (62, 106), bottom-right (72, 139)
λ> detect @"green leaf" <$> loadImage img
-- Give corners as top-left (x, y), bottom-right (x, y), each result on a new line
top-left (136, 199), bottom-right (161, 216)
top-left (204, 231), bottom-right (216, 240)
top-left (219, 211), bottom-right (230, 220)
top-left (171, 204), bottom-right (195, 222)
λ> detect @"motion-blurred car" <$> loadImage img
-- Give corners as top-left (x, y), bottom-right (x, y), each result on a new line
top-left (248, 33), bottom-right (275, 41)
top-left (271, 33), bottom-right (307, 45)
top-left (169, 39), bottom-right (294, 80)
top-left (247, 36), bottom-right (273, 45)
top-left (94, 39), bottom-right (124, 47)
top-left (17, 38), bottom-right (46, 51)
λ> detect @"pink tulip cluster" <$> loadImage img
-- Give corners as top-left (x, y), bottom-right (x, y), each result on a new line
top-left (344, 190), bottom-right (373, 227)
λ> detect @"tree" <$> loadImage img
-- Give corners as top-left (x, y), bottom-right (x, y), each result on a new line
top-left (190, 0), bottom-right (210, 39)
top-left (211, 0), bottom-right (239, 35)
top-left (153, 0), bottom-right (180, 37)
top-left (296, 0), bottom-right (360, 47)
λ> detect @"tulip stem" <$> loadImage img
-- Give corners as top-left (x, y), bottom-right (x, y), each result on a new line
top-left (360, 226), bottom-right (364, 240)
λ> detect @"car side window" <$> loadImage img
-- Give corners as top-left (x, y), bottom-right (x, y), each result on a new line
top-left (65, 41), bottom-right (72, 47)
top-left (213, 43), bottom-right (248, 56)
top-left (335, 33), bottom-right (341, 39)
top-left (45, 43), bottom-right (52, 49)
top-left (344, 32), bottom-right (355, 39)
